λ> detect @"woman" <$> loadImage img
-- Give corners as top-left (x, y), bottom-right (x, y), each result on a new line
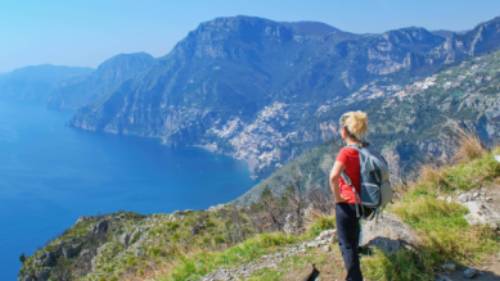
top-left (329, 111), bottom-right (368, 281)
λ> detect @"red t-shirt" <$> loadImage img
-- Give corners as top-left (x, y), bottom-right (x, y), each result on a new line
top-left (336, 147), bottom-right (361, 204)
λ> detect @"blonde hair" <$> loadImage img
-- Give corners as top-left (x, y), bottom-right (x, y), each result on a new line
top-left (339, 111), bottom-right (368, 140)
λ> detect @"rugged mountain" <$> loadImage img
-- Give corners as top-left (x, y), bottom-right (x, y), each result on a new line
top-left (70, 15), bottom-right (500, 178)
top-left (48, 52), bottom-right (156, 110)
top-left (0, 65), bottom-right (92, 103)
top-left (236, 50), bottom-right (500, 204)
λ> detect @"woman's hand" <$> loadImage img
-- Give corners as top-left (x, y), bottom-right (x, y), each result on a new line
top-left (335, 193), bottom-right (349, 203)
top-left (329, 160), bottom-right (347, 203)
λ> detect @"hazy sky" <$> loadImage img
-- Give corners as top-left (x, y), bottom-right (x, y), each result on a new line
top-left (1, 0), bottom-right (499, 73)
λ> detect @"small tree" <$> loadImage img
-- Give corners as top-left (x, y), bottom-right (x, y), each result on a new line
top-left (19, 253), bottom-right (26, 263)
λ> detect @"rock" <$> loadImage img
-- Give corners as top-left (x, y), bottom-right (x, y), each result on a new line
top-left (201, 228), bottom-right (334, 280)
top-left (92, 220), bottom-right (109, 236)
top-left (458, 193), bottom-right (472, 202)
top-left (306, 240), bottom-right (322, 248)
top-left (360, 213), bottom-right (418, 254)
top-left (283, 213), bottom-right (302, 234)
top-left (38, 251), bottom-right (57, 267)
top-left (191, 220), bottom-right (207, 235)
top-left (62, 242), bottom-right (82, 259)
top-left (317, 229), bottom-right (336, 242)
top-left (306, 229), bottom-right (336, 249)
top-left (441, 261), bottom-right (457, 271)
top-left (208, 204), bottom-right (226, 212)
top-left (463, 267), bottom-right (478, 279)
top-left (119, 232), bottom-right (132, 247)
top-left (436, 274), bottom-right (453, 281)
top-left (458, 190), bottom-right (500, 228)
top-left (320, 245), bottom-right (331, 252)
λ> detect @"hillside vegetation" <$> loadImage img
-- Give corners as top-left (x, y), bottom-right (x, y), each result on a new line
top-left (237, 49), bottom-right (500, 205)
top-left (19, 143), bottom-right (500, 281)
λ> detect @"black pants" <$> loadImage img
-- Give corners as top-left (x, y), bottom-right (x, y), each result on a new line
top-left (336, 203), bottom-right (363, 281)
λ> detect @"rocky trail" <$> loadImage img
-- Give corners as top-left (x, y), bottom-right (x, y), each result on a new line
top-left (200, 230), bottom-right (337, 281)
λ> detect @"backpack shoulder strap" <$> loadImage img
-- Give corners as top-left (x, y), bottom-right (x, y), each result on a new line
top-left (339, 144), bottom-right (363, 185)
top-left (345, 144), bottom-right (360, 151)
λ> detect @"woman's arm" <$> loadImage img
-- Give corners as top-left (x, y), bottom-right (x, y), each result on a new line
top-left (329, 160), bottom-right (347, 203)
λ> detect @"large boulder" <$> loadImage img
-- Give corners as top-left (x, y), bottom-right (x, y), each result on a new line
top-left (360, 213), bottom-right (419, 254)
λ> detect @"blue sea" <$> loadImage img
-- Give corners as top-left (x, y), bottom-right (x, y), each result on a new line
top-left (0, 100), bottom-right (256, 280)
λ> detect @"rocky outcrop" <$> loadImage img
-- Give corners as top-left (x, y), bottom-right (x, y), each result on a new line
top-left (457, 186), bottom-right (500, 229)
top-left (360, 213), bottom-right (419, 254)
top-left (18, 213), bottom-right (146, 281)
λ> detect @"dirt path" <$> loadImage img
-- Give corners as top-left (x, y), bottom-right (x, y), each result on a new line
top-left (200, 230), bottom-right (337, 281)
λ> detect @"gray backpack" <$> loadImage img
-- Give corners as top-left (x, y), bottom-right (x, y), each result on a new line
top-left (341, 145), bottom-right (392, 220)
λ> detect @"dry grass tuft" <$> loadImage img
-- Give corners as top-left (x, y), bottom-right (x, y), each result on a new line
top-left (453, 133), bottom-right (486, 163)
top-left (418, 164), bottom-right (444, 184)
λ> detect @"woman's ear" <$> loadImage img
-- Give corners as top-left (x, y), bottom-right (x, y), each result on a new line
top-left (340, 127), bottom-right (346, 140)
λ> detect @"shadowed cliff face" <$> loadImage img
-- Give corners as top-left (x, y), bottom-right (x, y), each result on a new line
top-left (68, 16), bottom-right (500, 178)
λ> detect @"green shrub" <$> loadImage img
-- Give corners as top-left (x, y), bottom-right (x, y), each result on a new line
top-left (306, 215), bottom-right (336, 238)
top-left (366, 150), bottom-right (500, 281)
top-left (158, 232), bottom-right (298, 281)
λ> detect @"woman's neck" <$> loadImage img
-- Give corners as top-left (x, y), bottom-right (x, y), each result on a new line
top-left (345, 138), bottom-right (360, 146)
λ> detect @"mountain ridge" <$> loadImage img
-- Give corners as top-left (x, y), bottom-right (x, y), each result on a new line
top-left (1, 15), bottom-right (499, 180)
top-left (0, 65), bottom-right (92, 102)
top-left (234, 49), bottom-right (499, 205)
top-left (47, 52), bottom-right (156, 110)
top-left (69, 15), bottom-right (500, 178)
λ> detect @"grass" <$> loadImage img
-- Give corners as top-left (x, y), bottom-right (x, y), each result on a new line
top-left (157, 146), bottom-right (499, 281)
top-left (364, 198), bottom-right (499, 281)
top-left (362, 248), bottom-right (434, 281)
top-left (411, 145), bottom-right (499, 195)
top-left (155, 232), bottom-right (300, 281)
top-left (246, 268), bottom-right (283, 281)
top-left (305, 215), bottom-right (336, 238)
top-left (452, 133), bottom-right (486, 163)
top-left (362, 147), bottom-right (500, 281)
top-left (245, 247), bottom-right (343, 281)
top-left (156, 214), bottom-right (336, 281)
